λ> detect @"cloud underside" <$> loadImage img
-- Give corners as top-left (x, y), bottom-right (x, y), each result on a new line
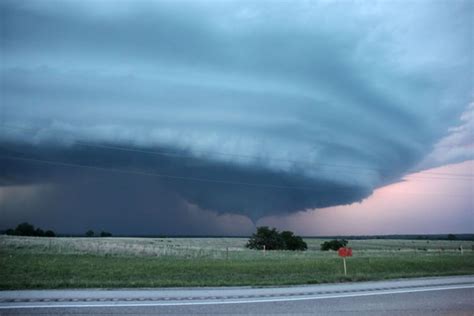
top-left (0, 0), bottom-right (472, 223)
top-left (0, 143), bottom-right (370, 220)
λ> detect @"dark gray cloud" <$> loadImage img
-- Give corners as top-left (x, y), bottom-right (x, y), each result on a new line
top-left (0, 0), bottom-right (472, 233)
top-left (0, 142), bottom-right (370, 221)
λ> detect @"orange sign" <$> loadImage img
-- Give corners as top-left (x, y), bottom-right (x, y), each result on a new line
top-left (338, 247), bottom-right (352, 257)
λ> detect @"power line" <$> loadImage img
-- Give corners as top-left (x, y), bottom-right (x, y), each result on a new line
top-left (0, 154), bottom-right (343, 191)
top-left (2, 123), bottom-right (473, 180)
top-left (74, 143), bottom-right (471, 181)
top-left (0, 154), bottom-right (471, 198)
top-left (1, 140), bottom-right (470, 184)
top-left (76, 142), bottom-right (473, 180)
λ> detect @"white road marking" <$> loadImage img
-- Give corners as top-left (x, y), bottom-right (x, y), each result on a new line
top-left (1, 284), bottom-right (473, 309)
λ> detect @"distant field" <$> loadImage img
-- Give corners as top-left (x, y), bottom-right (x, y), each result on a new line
top-left (1, 235), bottom-right (473, 289)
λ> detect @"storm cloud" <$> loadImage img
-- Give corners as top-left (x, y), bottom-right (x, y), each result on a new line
top-left (0, 0), bottom-right (472, 232)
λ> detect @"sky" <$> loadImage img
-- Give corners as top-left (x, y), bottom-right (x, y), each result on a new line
top-left (0, 0), bottom-right (473, 235)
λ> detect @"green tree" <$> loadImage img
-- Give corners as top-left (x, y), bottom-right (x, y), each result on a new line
top-left (5, 228), bottom-right (15, 235)
top-left (447, 234), bottom-right (457, 240)
top-left (320, 239), bottom-right (348, 251)
top-left (85, 230), bottom-right (95, 237)
top-left (14, 222), bottom-right (36, 236)
top-left (4, 223), bottom-right (56, 237)
top-left (100, 231), bottom-right (112, 237)
top-left (35, 228), bottom-right (45, 237)
top-left (281, 231), bottom-right (307, 251)
top-left (44, 230), bottom-right (56, 237)
top-left (246, 227), bottom-right (307, 251)
top-left (246, 226), bottom-right (285, 250)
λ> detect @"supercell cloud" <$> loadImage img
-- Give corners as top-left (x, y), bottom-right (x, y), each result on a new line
top-left (0, 0), bottom-right (472, 231)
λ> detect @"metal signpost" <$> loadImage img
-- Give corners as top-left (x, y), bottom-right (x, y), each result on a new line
top-left (338, 247), bottom-right (353, 275)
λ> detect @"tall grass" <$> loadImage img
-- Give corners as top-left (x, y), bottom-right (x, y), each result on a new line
top-left (1, 235), bottom-right (472, 289)
top-left (1, 235), bottom-right (471, 259)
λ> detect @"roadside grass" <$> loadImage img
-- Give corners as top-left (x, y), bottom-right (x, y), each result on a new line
top-left (1, 236), bottom-right (473, 289)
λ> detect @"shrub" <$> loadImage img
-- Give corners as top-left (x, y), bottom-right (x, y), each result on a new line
top-left (320, 239), bottom-right (348, 251)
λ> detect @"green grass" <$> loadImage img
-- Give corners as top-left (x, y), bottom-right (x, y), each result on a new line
top-left (1, 236), bottom-right (473, 289)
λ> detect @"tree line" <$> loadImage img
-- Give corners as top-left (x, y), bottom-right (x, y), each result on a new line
top-left (5, 222), bottom-right (56, 237)
top-left (3, 222), bottom-right (112, 238)
top-left (85, 230), bottom-right (112, 237)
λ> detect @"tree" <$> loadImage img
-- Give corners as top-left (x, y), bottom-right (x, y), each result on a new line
top-left (5, 228), bottom-right (15, 235)
top-left (35, 228), bottom-right (45, 237)
top-left (44, 230), bottom-right (56, 237)
top-left (281, 231), bottom-right (307, 251)
top-left (14, 222), bottom-right (36, 236)
top-left (246, 227), bottom-right (307, 251)
top-left (85, 230), bottom-right (95, 237)
top-left (4, 223), bottom-right (56, 237)
top-left (447, 234), bottom-right (457, 240)
top-left (100, 231), bottom-right (112, 237)
top-left (320, 239), bottom-right (348, 251)
top-left (246, 226), bottom-right (285, 250)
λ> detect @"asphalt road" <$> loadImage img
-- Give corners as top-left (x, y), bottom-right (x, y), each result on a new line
top-left (1, 275), bottom-right (473, 315)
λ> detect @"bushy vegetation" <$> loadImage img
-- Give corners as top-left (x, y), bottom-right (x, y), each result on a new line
top-left (3, 223), bottom-right (114, 238)
top-left (5, 222), bottom-right (55, 237)
top-left (280, 231), bottom-right (308, 251)
top-left (321, 239), bottom-right (348, 251)
top-left (447, 234), bottom-right (457, 240)
top-left (246, 226), bottom-right (307, 251)
top-left (85, 230), bottom-right (112, 237)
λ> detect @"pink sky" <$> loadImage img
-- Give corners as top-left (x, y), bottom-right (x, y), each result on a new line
top-left (259, 160), bottom-right (473, 235)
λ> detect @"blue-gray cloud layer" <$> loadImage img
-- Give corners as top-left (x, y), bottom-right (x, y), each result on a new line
top-left (1, 0), bottom-right (472, 229)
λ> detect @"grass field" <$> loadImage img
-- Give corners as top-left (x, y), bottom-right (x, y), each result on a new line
top-left (1, 235), bottom-right (473, 289)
